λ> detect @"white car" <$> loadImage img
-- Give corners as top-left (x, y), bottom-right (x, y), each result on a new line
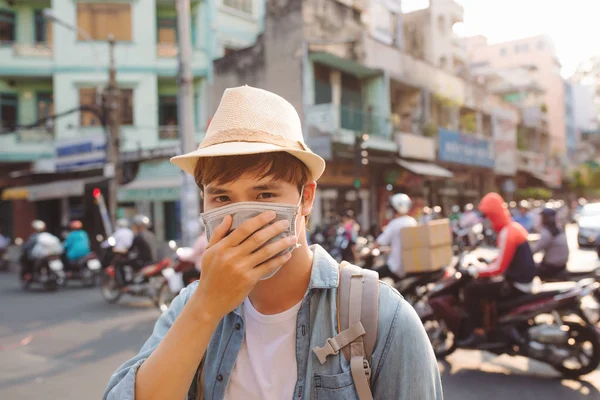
top-left (577, 203), bottom-right (600, 247)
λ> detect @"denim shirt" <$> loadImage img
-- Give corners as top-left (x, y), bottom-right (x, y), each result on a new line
top-left (103, 245), bottom-right (443, 400)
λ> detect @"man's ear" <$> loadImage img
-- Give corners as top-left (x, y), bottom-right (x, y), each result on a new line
top-left (301, 182), bottom-right (317, 216)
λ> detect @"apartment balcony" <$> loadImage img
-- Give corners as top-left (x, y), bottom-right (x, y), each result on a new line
top-left (155, 44), bottom-right (209, 77)
top-left (157, 43), bottom-right (179, 58)
top-left (0, 43), bottom-right (53, 77)
top-left (305, 103), bottom-right (395, 151)
top-left (0, 129), bottom-right (54, 162)
top-left (521, 106), bottom-right (549, 131)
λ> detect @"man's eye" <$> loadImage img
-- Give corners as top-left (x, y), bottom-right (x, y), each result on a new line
top-left (214, 196), bottom-right (230, 203)
top-left (257, 192), bottom-right (276, 200)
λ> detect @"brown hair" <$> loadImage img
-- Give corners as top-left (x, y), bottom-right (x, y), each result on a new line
top-left (194, 152), bottom-right (309, 193)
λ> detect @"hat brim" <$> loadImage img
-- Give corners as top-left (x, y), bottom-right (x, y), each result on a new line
top-left (170, 141), bottom-right (326, 181)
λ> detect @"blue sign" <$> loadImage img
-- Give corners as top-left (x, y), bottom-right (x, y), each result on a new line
top-left (54, 134), bottom-right (107, 172)
top-left (438, 129), bottom-right (494, 168)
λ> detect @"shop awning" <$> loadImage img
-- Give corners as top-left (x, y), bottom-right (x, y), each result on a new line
top-left (2, 179), bottom-right (87, 201)
top-left (2, 187), bottom-right (28, 200)
top-left (118, 176), bottom-right (183, 202)
top-left (397, 160), bottom-right (454, 178)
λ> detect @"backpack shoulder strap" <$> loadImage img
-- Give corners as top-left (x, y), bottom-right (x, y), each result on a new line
top-left (312, 261), bottom-right (379, 400)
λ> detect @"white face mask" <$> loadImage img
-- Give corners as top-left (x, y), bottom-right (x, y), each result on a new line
top-left (201, 192), bottom-right (303, 280)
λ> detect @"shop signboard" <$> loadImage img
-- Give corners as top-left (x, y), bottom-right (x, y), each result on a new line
top-left (395, 132), bottom-right (435, 161)
top-left (437, 128), bottom-right (494, 168)
top-left (54, 133), bottom-right (106, 172)
top-left (492, 108), bottom-right (518, 176)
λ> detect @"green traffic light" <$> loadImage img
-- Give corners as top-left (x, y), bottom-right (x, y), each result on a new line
top-left (353, 179), bottom-right (361, 189)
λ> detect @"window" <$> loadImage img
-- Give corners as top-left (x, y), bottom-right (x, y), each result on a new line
top-left (79, 88), bottom-right (134, 126)
top-left (500, 47), bottom-right (506, 56)
top-left (159, 96), bottom-right (178, 139)
top-left (157, 18), bottom-right (177, 44)
top-left (37, 92), bottom-right (54, 123)
top-left (0, 93), bottom-right (18, 132)
top-left (0, 10), bottom-right (15, 43)
top-left (223, 0), bottom-right (253, 15)
top-left (34, 10), bottom-right (53, 44)
top-left (537, 40), bottom-right (545, 50)
top-left (77, 3), bottom-right (132, 41)
top-left (314, 63), bottom-right (332, 105)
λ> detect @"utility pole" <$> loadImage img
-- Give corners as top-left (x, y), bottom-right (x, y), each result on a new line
top-left (176, 0), bottom-right (200, 246)
top-left (105, 35), bottom-right (120, 234)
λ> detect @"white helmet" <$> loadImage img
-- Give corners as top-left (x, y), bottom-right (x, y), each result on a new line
top-left (31, 219), bottom-right (46, 232)
top-left (132, 214), bottom-right (151, 228)
top-left (464, 203), bottom-right (474, 212)
top-left (116, 218), bottom-right (129, 228)
top-left (390, 193), bottom-right (412, 215)
top-left (451, 205), bottom-right (460, 213)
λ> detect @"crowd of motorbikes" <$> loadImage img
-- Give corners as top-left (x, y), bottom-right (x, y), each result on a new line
top-left (9, 206), bottom-right (600, 379)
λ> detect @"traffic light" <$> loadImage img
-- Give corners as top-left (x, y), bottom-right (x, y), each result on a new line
top-left (92, 188), bottom-right (101, 199)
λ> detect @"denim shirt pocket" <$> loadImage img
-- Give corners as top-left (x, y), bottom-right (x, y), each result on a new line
top-left (313, 371), bottom-right (360, 400)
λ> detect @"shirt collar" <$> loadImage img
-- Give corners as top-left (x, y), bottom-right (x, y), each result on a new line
top-left (232, 244), bottom-right (339, 317)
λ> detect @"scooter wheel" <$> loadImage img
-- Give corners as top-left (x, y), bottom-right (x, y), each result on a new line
top-left (101, 272), bottom-right (122, 304)
top-left (552, 322), bottom-right (600, 379)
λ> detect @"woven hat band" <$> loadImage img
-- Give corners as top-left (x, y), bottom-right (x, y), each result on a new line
top-left (199, 129), bottom-right (309, 151)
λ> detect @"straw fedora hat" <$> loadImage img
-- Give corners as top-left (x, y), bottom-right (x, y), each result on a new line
top-left (171, 85), bottom-right (326, 181)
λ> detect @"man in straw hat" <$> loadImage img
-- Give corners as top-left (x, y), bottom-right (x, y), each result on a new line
top-left (104, 86), bottom-right (442, 400)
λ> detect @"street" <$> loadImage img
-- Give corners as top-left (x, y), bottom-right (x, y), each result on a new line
top-left (1, 227), bottom-right (599, 399)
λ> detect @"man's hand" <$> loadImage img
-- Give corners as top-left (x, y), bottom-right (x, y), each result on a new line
top-left (191, 211), bottom-right (296, 321)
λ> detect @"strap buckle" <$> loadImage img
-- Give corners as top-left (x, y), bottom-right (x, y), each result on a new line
top-left (313, 337), bottom-right (342, 364)
top-left (363, 358), bottom-right (372, 380)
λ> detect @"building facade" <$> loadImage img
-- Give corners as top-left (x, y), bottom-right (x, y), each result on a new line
top-left (212, 0), bottom-right (524, 230)
top-left (0, 0), bottom-right (263, 241)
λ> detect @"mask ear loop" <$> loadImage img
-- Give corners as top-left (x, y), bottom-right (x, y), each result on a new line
top-left (293, 188), bottom-right (306, 249)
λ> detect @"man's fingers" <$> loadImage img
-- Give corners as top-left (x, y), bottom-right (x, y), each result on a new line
top-left (238, 219), bottom-right (290, 253)
top-left (247, 235), bottom-right (297, 267)
top-left (207, 215), bottom-right (232, 247)
top-left (223, 211), bottom-right (277, 247)
top-left (251, 250), bottom-right (293, 280)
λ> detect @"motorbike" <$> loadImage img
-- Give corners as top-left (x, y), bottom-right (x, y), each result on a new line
top-left (422, 253), bottom-right (600, 378)
top-left (21, 253), bottom-right (65, 291)
top-left (452, 223), bottom-right (484, 255)
top-left (155, 246), bottom-right (200, 312)
top-left (63, 252), bottom-right (102, 287)
top-left (100, 255), bottom-right (173, 305)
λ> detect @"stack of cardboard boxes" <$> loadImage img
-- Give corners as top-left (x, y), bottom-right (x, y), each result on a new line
top-left (400, 219), bottom-right (453, 274)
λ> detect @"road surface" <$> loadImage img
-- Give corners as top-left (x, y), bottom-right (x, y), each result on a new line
top-left (0, 225), bottom-right (599, 399)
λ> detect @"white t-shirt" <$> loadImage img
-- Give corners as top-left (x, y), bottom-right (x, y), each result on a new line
top-left (376, 215), bottom-right (417, 277)
top-left (113, 227), bottom-right (134, 253)
top-left (224, 298), bottom-right (302, 400)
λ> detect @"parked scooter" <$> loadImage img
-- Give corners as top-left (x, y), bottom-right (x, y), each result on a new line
top-left (421, 253), bottom-right (600, 378)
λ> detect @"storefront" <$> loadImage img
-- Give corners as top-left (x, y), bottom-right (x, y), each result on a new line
top-left (437, 129), bottom-right (495, 211)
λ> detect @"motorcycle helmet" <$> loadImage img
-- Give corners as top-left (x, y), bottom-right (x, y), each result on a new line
top-left (390, 193), bottom-right (412, 215)
top-left (116, 218), bottom-right (130, 229)
top-left (31, 220), bottom-right (46, 232)
top-left (464, 203), bottom-right (474, 212)
top-left (69, 220), bottom-right (83, 230)
top-left (433, 206), bottom-right (441, 214)
top-left (132, 214), bottom-right (151, 228)
top-left (451, 205), bottom-right (460, 213)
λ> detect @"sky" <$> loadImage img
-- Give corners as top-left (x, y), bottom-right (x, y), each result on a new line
top-left (402, 0), bottom-right (600, 78)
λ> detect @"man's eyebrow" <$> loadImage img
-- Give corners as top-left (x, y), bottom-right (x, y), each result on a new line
top-left (204, 187), bottom-right (230, 195)
top-left (251, 182), bottom-right (283, 191)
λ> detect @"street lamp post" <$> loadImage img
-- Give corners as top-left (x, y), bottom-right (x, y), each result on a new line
top-left (176, 0), bottom-right (200, 246)
top-left (44, 9), bottom-right (119, 234)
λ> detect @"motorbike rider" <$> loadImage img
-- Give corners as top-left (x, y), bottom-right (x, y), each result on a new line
top-left (113, 218), bottom-right (134, 254)
top-left (459, 192), bottom-right (536, 347)
top-left (513, 200), bottom-right (534, 232)
top-left (21, 220), bottom-right (62, 281)
top-left (532, 208), bottom-right (570, 279)
top-left (63, 220), bottom-right (91, 267)
top-left (449, 205), bottom-right (462, 225)
top-left (114, 215), bottom-right (160, 287)
top-left (376, 193), bottom-right (417, 281)
top-left (340, 210), bottom-right (359, 263)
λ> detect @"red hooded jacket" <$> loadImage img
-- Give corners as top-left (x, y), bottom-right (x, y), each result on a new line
top-left (477, 193), bottom-right (536, 284)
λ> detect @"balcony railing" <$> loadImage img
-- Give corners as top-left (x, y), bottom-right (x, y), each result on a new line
top-left (157, 43), bottom-right (178, 58)
top-left (13, 43), bottom-right (52, 58)
top-left (159, 125), bottom-right (179, 140)
top-left (305, 103), bottom-right (391, 138)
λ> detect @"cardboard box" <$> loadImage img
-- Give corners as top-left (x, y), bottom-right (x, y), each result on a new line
top-left (402, 245), bottom-right (453, 274)
top-left (401, 219), bottom-right (452, 250)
